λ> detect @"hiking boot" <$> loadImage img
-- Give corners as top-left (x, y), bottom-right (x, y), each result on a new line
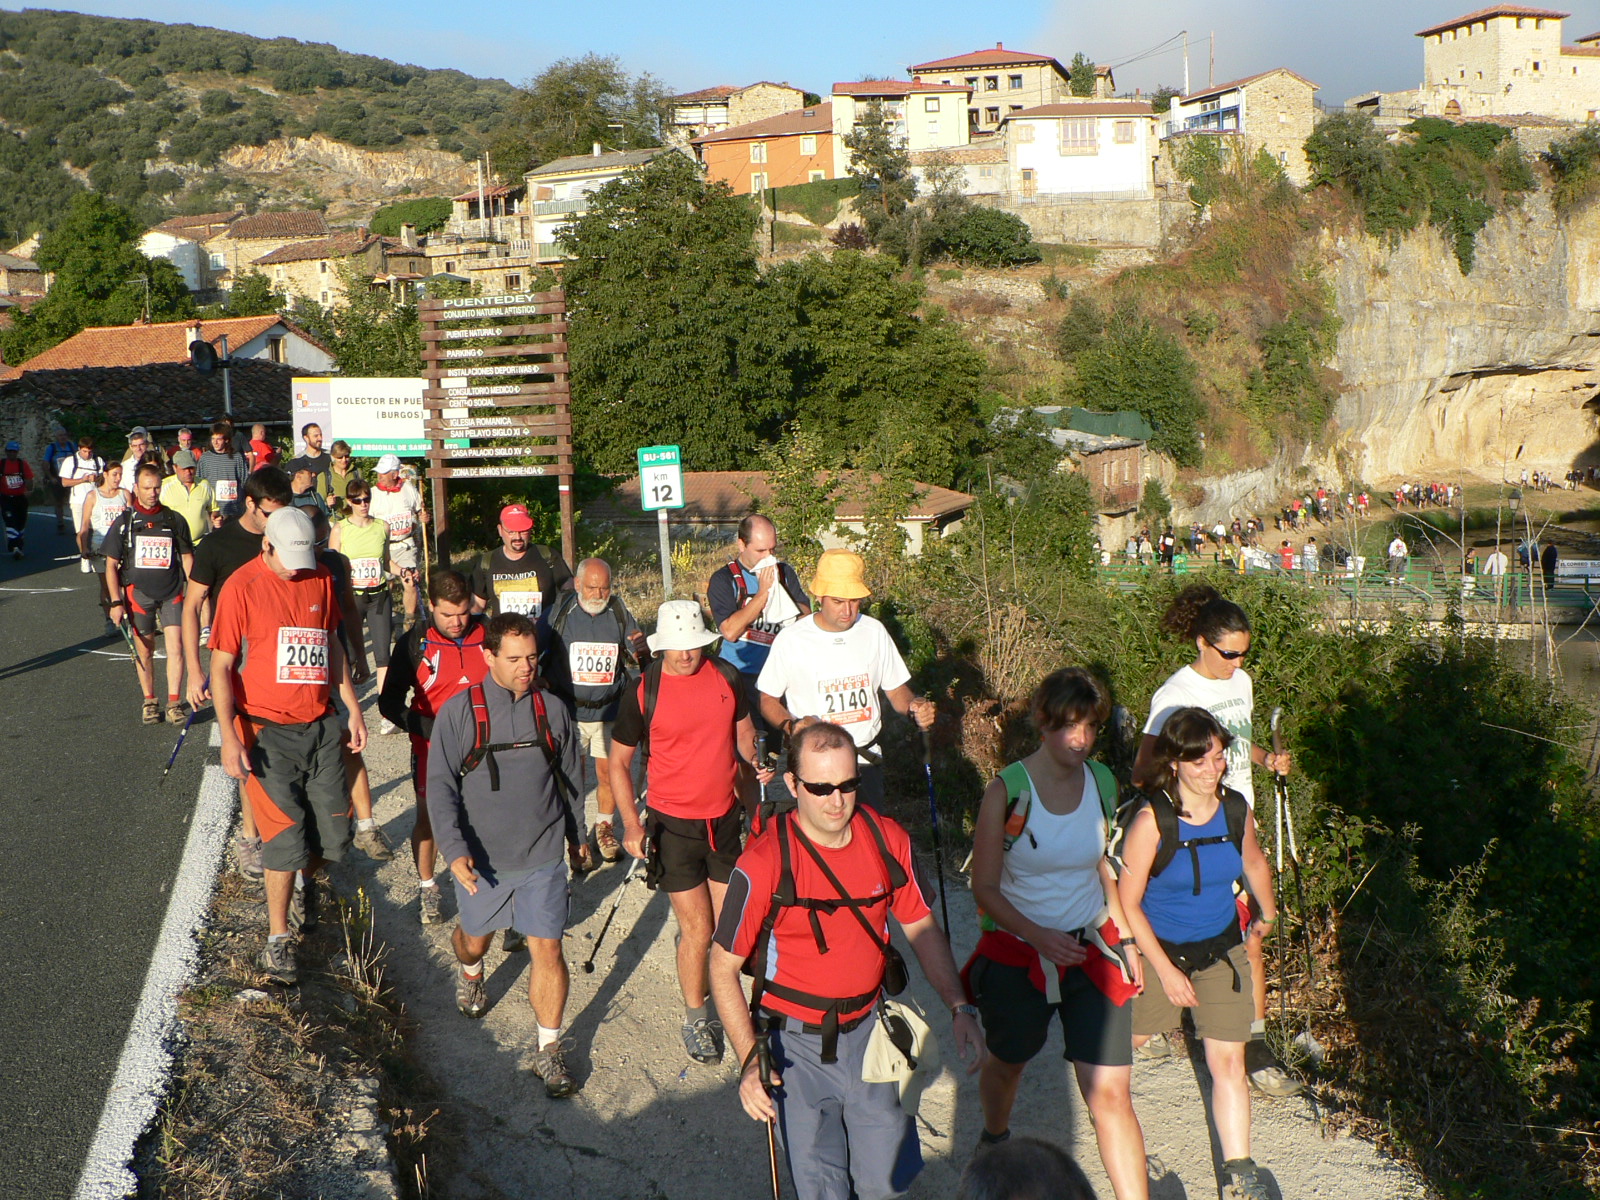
top-left (235, 835), bottom-right (264, 881)
top-left (1246, 1038), bottom-right (1304, 1097)
top-left (352, 822), bottom-right (395, 861)
top-left (594, 821), bottom-right (622, 863)
top-left (681, 1017), bottom-right (724, 1065)
top-left (1135, 1032), bottom-right (1174, 1060)
top-left (166, 701), bottom-right (186, 726)
top-left (456, 969), bottom-right (488, 1019)
top-left (528, 1042), bottom-right (578, 1098)
top-left (256, 937), bottom-right (299, 985)
top-left (142, 699), bottom-right (160, 725)
top-left (418, 884), bottom-right (443, 925)
top-left (502, 929), bottom-right (527, 954)
top-left (1222, 1157), bottom-right (1270, 1200)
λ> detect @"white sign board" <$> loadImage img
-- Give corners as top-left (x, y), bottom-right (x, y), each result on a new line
top-left (637, 444), bottom-right (685, 512)
top-left (292, 377), bottom-right (464, 455)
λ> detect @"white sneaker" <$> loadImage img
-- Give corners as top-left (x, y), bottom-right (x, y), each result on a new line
top-left (378, 718), bottom-right (398, 736)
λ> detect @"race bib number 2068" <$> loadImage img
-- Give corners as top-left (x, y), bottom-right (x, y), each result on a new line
top-left (277, 626), bottom-right (329, 685)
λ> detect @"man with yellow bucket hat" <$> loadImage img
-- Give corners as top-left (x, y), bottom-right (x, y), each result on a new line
top-left (757, 549), bottom-right (934, 811)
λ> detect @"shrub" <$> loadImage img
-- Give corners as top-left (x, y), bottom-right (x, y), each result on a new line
top-left (1072, 302), bottom-right (1204, 464)
top-left (370, 196), bottom-right (452, 237)
top-left (1055, 292), bottom-right (1104, 358)
top-left (938, 206), bottom-right (1040, 267)
top-left (830, 222), bottom-right (868, 250)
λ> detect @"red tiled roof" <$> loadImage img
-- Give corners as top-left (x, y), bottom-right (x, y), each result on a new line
top-left (152, 211), bottom-right (240, 237)
top-left (909, 45), bottom-right (1064, 72)
top-left (252, 232), bottom-right (370, 265)
top-left (591, 471), bottom-right (974, 525)
top-left (674, 84), bottom-right (740, 103)
top-left (1562, 42), bottom-right (1600, 54)
top-left (1576, 28), bottom-right (1600, 41)
top-left (219, 211), bottom-right (331, 241)
top-left (1006, 101), bottom-right (1155, 119)
top-left (17, 316), bottom-right (327, 371)
top-left (834, 80), bottom-right (970, 97)
top-left (910, 141), bottom-right (1007, 164)
top-left (450, 183), bottom-right (521, 202)
top-left (693, 103), bottom-right (833, 145)
top-left (0, 360), bottom-right (296, 428)
top-left (1415, 5), bottom-right (1568, 37)
top-left (1180, 68), bottom-right (1319, 103)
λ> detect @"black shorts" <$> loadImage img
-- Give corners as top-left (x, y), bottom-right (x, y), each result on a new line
top-left (647, 804), bottom-right (742, 893)
top-left (968, 956), bottom-right (1133, 1068)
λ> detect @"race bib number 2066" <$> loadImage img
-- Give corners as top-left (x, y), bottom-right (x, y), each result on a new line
top-left (277, 626), bottom-right (329, 685)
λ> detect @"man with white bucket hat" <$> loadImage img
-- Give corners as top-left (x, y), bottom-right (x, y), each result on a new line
top-left (367, 453), bottom-right (427, 628)
top-left (609, 599), bottom-right (770, 1066)
top-left (757, 549), bottom-right (935, 811)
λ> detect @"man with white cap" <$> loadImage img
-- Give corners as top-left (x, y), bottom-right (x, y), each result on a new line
top-left (367, 453), bottom-right (427, 632)
top-left (609, 599), bottom-right (768, 1066)
top-left (758, 549), bottom-right (935, 811)
top-left (211, 506), bottom-right (368, 986)
top-left (469, 502), bottom-right (573, 651)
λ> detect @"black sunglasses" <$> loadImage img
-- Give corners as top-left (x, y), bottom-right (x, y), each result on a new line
top-left (795, 776), bottom-right (862, 797)
top-left (1205, 640), bottom-right (1248, 661)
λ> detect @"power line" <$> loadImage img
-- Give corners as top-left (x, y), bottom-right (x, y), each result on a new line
top-left (1101, 31), bottom-right (1189, 72)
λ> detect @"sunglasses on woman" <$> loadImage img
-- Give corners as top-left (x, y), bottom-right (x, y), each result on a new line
top-left (794, 776), bottom-right (863, 797)
top-left (1205, 641), bottom-right (1248, 661)
top-left (349, 495), bottom-right (370, 504)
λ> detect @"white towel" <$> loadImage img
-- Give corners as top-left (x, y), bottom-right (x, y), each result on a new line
top-left (753, 555), bottom-right (802, 626)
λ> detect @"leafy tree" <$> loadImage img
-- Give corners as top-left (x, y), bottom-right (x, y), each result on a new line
top-left (843, 102), bottom-right (916, 243)
top-left (1072, 301), bottom-right (1203, 465)
top-left (1137, 478), bottom-right (1172, 529)
top-left (1151, 85), bottom-right (1180, 114)
top-left (488, 53), bottom-right (670, 178)
top-left (559, 153), bottom-right (791, 473)
top-left (0, 192), bottom-right (192, 364)
top-left (1056, 292), bottom-right (1105, 359)
top-left (220, 272), bottom-right (285, 317)
top-left (370, 197), bottom-right (453, 237)
top-left (760, 425), bottom-right (838, 579)
top-left (1068, 52), bottom-right (1098, 98)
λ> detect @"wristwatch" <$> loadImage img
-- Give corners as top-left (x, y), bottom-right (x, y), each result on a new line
top-left (951, 1003), bottom-right (979, 1021)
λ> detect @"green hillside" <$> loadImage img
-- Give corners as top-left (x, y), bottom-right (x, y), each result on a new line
top-left (0, 8), bottom-right (519, 243)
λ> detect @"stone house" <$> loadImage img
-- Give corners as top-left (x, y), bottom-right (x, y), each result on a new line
top-left (670, 82), bottom-right (809, 141)
top-left (252, 233), bottom-right (429, 307)
top-left (1404, 6), bottom-right (1600, 123)
top-left (830, 81), bottom-right (972, 177)
top-left (1001, 101), bottom-right (1159, 200)
top-left (693, 104), bottom-right (835, 193)
top-left (1161, 68), bottom-right (1319, 185)
top-left (0, 252), bottom-right (45, 299)
top-left (908, 44), bottom-right (1073, 137)
top-left (1031, 407), bottom-right (1152, 544)
top-left (203, 210), bottom-right (331, 292)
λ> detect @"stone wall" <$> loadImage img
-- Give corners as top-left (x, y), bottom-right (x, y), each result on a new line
top-left (1241, 75), bottom-right (1317, 185)
top-left (729, 84), bottom-right (806, 126)
top-left (988, 195), bottom-right (1189, 248)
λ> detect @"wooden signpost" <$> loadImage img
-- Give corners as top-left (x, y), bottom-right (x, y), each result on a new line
top-left (419, 290), bottom-right (574, 564)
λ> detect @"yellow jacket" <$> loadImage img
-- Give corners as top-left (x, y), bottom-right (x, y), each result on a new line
top-left (159, 476), bottom-right (215, 541)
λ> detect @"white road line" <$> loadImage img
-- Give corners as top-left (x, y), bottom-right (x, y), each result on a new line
top-left (72, 763), bottom-right (235, 1200)
top-left (209, 723), bottom-right (221, 747)
top-left (0, 586), bottom-right (74, 593)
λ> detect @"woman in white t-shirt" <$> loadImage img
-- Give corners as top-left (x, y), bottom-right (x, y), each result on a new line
top-left (1130, 583), bottom-right (1299, 1098)
top-left (80, 461), bottom-right (130, 630)
top-left (967, 668), bottom-right (1148, 1197)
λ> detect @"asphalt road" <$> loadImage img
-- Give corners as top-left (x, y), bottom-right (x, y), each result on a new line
top-left (0, 509), bottom-right (211, 1200)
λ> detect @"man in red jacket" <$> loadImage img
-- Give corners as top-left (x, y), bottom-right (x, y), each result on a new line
top-left (378, 569), bottom-right (493, 926)
top-left (1, 440), bottom-right (34, 559)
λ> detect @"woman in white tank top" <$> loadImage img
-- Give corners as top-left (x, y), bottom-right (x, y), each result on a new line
top-left (80, 461), bottom-right (130, 624)
top-left (967, 668), bottom-right (1149, 1200)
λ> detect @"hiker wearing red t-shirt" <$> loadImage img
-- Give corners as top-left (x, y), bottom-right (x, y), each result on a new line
top-left (1, 440), bottom-right (34, 558)
top-left (609, 600), bottom-right (768, 1066)
top-left (378, 569), bottom-right (494, 926)
top-left (709, 722), bottom-right (985, 1200)
top-left (211, 507), bottom-right (368, 987)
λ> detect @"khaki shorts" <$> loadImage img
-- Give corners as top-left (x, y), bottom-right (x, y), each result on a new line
top-left (577, 719), bottom-right (613, 760)
top-left (1132, 941), bottom-right (1253, 1043)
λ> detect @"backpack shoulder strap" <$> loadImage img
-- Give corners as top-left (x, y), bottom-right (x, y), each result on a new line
top-left (1147, 790), bottom-right (1182, 880)
top-left (461, 683), bottom-right (492, 775)
top-left (1221, 788), bottom-right (1250, 852)
top-left (997, 761), bottom-right (1034, 852)
top-left (406, 621), bottom-right (427, 674)
top-left (747, 811), bottom-right (794, 1019)
top-left (1087, 760), bottom-right (1118, 826)
top-left (549, 589), bottom-right (579, 639)
top-left (638, 657), bottom-right (664, 772)
top-left (727, 560), bottom-right (749, 608)
top-left (854, 806), bottom-right (909, 891)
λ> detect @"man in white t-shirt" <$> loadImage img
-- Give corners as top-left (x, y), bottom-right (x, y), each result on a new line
top-left (757, 549), bottom-right (934, 811)
top-left (1387, 535), bottom-right (1408, 582)
top-left (59, 436), bottom-right (106, 536)
top-left (367, 454), bottom-right (427, 623)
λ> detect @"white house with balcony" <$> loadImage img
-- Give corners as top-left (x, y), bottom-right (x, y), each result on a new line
top-left (1000, 101), bottom-right (1158, 200)
top-left (1160, 69), bottom-right (1318, 184)
top-left (830, 80), bottom-right (972, 177)
top-left (524, 146), bottom-right (691, 262)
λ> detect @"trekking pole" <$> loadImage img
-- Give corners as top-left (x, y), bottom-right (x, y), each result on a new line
top-left (757, 1031), bottom-right (782, 1200)
top-left (1270, 709), bottom-right (1315, 991)
top-left (117, 617), bottom-right (145, 686)
top-left (160, 708), bottom-right (197, 786)
top-left (920, 730), bottom-right (952, 940)
top-left (581, 850), bottom-right (644, 974)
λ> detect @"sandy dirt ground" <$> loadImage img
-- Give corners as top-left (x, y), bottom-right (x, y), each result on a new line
top-left (340, 701), bottom-right (1433, 1200)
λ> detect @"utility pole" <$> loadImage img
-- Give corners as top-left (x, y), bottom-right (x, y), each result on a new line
top-left (1183, 30), bottom-right (1190, 97)
top-left (1209, 31), bottom-right (1215, 88)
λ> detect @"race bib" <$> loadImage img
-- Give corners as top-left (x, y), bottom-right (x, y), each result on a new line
top-left (818, 673), bottom-right (873, 726)
top-left (385, 512), bottom-right (415, 538)
top-left (569, 641), bottom-right (618, 686)
top-left (494, 579), bottom-right (541, 618)
top-left (215, 480), bottom-right (238, 502)
top-left (276, 626), bottom-right (329, 685)
top-left (134, 534), bottom-right (174, 570)
top-left (350, 557), bottom-right (383, 587)
top-left (745, 618), bottom-right (780, 646)
top-left (3, 474), bottom-right (21, 490)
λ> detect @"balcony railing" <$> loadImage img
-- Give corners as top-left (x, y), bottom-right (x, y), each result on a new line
top-left (533, 199), bottom-right (590, 216)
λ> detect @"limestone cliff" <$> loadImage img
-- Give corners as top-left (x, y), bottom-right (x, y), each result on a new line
top-left (216, 135), bottom-right (476, 219)
top-left (1327, 190), bottom-right (1600, 482)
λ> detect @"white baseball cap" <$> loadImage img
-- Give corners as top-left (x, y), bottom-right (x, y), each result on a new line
top-left (265, 507), bottom-right (318, 573)
top-left (647, 600), bottom-right (720, 653)
top-left (376, 453), bottom-right (402, 473)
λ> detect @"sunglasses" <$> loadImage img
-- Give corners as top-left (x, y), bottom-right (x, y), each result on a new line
top-left (795, 776), bottom-right (862, 797)
top-left (1205, 641), bottom-right (1248, 661)
top-left (349, 496), bottom-right (370, 504)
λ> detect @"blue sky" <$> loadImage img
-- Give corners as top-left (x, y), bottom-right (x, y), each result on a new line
top-left (37, 1), bottom-right (1600, 107)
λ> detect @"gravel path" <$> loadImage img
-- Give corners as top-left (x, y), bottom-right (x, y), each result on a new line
top-left (345, 717), bottom-right (1432, 1200)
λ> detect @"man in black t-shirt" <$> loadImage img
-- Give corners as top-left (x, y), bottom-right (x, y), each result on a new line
top-left (285, 422), bottom-right (333, 495)
top-left (468, 503), bottom-right (573, 649)
top-left (105, 462), bottom-right (195, 725)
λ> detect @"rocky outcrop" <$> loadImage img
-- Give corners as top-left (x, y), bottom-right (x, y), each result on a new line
top-left (220, 134), bottom-right (475, 203)
top-left (1326, 191), bottom-right (1600, 482)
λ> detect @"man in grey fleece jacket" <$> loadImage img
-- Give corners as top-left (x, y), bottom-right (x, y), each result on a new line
top-left (426, 612), bottom-right (587, 1096)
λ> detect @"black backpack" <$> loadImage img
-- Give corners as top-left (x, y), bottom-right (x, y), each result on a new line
top-left (1110, 787), bottom-right (1249, 895)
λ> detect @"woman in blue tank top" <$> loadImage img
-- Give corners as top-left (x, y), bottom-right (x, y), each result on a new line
top-left (1117, 707), bottom-right (1278, 1200)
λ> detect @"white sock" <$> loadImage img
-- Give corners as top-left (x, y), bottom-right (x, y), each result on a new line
top-left (538, 1024), bottom-right (561, 1050)
top-left (357, 817), bottom-right (376, 831)
top-left (293, 874), bottom-right (306, 892)
top-left (418, 877), bottom-right (437, 889)
top-left (1251, 1018), bottom-right (1266, 1038)
top-left (461, 960), bottom-right (483, 979)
